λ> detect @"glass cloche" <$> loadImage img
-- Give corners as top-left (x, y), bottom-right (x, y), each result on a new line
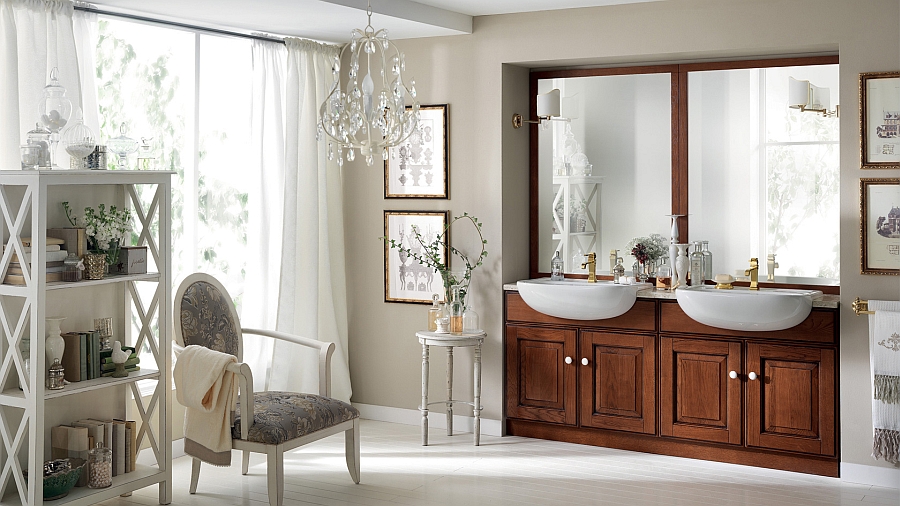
top-left (38, 68), bottom-right (73, 169)
top-left (107, 123), bottom-right (139, 170)
top-left (62, 108), bottom-right (97, 164)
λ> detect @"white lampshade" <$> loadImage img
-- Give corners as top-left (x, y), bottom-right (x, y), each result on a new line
top-left (788, 77), bottom-right (810, 109)
top-left (537, 89), bottom-right (561, 117)
top-left (809, 83), bottom-right (830, 110)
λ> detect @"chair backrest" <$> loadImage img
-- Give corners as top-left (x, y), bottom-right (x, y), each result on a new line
top-left (173, 273), bottom-right (243, 361)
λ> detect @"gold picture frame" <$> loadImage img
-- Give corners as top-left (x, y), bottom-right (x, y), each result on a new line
top-left (860, 178), bottom-right (900, 275)
top-left (383, 210), bottom-right (450, 303)
top-left (384, 104), bottom-right (449, 199)
top-left (860, 71), bottom-right (900, 169)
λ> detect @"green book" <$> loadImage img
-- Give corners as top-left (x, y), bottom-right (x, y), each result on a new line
top-left (91, 331), bottom-right (101, 379)
top-left (100, 366), bottom-right (139, 378)
top-left (79, 332), bottom-right (88, 381)
top-left (101, 357), bottom-right (140, 372)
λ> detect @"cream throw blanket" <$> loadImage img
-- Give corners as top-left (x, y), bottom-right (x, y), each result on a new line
top-left (174, 345), bottom-right (238, 466)
top-left (869, 300), bottom-right (900, 464)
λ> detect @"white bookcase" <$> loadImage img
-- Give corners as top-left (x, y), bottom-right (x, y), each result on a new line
top-left (551, 175), bottom-right (602, 272)
top-left (0, 170), bottom-right (172, 506)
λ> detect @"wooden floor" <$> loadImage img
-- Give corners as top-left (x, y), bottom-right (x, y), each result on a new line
top-left (100, 420), bottom-right (898, 506)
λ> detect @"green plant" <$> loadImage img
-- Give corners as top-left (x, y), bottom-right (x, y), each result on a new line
top-left (383, 213), bottom-right (488, 304)
top-left (63, 201), bottom-right (132, 266)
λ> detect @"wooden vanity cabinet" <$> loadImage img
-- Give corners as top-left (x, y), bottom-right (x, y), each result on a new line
top-left (506, 324), bottom-right (577, 425)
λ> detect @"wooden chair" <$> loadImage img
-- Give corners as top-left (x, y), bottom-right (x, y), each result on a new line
top-left (173, 273), bottom-right (360, 506)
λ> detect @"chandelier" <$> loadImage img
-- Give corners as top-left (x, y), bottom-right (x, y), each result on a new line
top-left (318, 1), bottom-right (420, 166)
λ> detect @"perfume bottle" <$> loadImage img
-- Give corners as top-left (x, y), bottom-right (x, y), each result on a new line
top-left (462, 305), bottom-right (480, 332)
top-left (613, 257), bottom-right (625, 283)
top-left (550, 251), bottom-right (564, 280)
top-left (701, 241), bottom-right (713, 280)
top-left (689, 241), bottom-right (704, 286)
top-left (449, 285), bottom-right (463, 334)
top-left (428, 294), bottom-right (442, 332)
top-left (609, 249), bottom-right (618, 275)
top-left (656, 256), bottom-right (672, 291)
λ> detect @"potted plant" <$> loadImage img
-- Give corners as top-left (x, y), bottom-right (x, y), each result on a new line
top-left (63, 202), bottom-right (131, 277)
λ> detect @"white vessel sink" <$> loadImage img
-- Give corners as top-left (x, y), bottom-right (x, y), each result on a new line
top-left (675, 286), bottom-right (823, 331)
top-left (517, 278), bottom-right (650, 320)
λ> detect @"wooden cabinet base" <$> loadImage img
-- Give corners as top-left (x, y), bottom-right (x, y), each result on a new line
top-left (506, 419), bottom-right (839, 477)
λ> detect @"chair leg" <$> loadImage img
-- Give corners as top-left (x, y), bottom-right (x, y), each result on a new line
top-left (266, 445), bottom-right (284, 506)
top-left (345, 418), bottom-right (360, 484)
top-left (242, 450), bottom-right (250, 475)
top-left (189, 458), bottom-right (201, 494)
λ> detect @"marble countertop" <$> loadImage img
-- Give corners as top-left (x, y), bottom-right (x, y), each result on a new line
top-left (503, 281), bottom-right (840, 308)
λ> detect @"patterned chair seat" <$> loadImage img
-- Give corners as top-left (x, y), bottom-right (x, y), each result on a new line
top-left (232, 391), bottom-right (360, 445)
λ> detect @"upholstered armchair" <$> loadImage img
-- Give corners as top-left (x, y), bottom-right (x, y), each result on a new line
top-left (173, 273), bottom-right (360, 506)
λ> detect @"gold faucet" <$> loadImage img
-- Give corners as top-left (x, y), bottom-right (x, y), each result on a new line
top-left (581, 253), bottom-right (597, 283)
top-left (744, 258), bottom-right (759, 290)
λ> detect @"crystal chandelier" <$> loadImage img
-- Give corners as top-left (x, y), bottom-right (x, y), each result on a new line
top-left (318, 1), bottom-right (420, 167)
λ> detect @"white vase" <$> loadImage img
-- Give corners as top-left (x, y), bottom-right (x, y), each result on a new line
top-left (45, 317), bottom-right (66, 366)
top-left (674, 244), bottom-right (689, 289)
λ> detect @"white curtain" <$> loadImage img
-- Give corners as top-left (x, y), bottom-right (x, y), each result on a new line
top-left (244, 37), bottom-right (351, 402)
top-left (0, 0), bottom-right (81, 170)
top-left (72, 3), bottom-right (98, 135)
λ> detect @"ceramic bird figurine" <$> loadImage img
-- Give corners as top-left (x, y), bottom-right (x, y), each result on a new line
top-left (111, 341), bottom-right (129, 378)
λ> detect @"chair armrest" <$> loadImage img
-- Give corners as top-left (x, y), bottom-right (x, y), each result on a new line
top-left (241, 328), bottom-right (335, 397)
top-left (173, 342), bottom-right (185, 358)
top-left (226, 362), bottom-right (254, 440)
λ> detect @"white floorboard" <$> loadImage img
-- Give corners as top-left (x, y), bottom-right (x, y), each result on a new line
top-left (98, 420), bottom-right (898, 506)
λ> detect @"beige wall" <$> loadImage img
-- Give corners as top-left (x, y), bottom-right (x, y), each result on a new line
top-left (344, 0), bottom-right (900, 472)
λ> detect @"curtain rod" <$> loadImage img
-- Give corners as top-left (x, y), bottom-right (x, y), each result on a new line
top-left (74, 5), bottom-right (287, 45)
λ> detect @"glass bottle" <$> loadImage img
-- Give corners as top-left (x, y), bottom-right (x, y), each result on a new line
top-left (63, 252), bottom-right (82, 282)
top-left (449, 285), bottom-right (463, 334)
top-left (656, 256), bottom-right (672, 291)
top-left (689, 241), bottom-right (704, 286)
top-left (462, 306), bottom-right (479, 332)
top-left (18, 335), bottom-right (29, 391)
top-left (613, 257), bottom-right (625, 283)
top-left (88, 443), bottom-right (112, 488)
top-left (550, 251), bottom-right (564, 280)
top-left (701, 241), bottom-right (713, 280)
top-left (428, 294), bottom-right (441, 332)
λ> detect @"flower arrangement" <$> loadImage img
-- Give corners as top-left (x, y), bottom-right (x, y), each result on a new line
top-left (63, 202), bottom-right (132, 266)
top-left (627, 233), bottom-right (667, 263)
top-left (383, 213), bottom-right (487, 305)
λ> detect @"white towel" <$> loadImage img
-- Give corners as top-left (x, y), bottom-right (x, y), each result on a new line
top-left (174, 345), bottom-right (238, 466)
top-left (868, 300), bottom-right (900, 464)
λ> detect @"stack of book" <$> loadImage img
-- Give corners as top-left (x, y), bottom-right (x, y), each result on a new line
top-left (100, 346), bottom-right (140, 377)
top-left (3, 236), bottom-right (68, 285)
top-left (60, 331), bottom-right (102, 382)
top-left (53, 418), bottom-right (138, 481)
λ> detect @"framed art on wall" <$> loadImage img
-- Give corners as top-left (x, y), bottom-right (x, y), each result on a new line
top-left (384, 210), bottom-right (450, 303)
top-left (860, 71), bottom-right (900, 169)
top-left (384, 104), bottom-right (449, 198)
top-left (860, 178), bottom-right (900, 275)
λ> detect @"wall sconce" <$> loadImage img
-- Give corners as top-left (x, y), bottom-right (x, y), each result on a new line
top-left (789, 77), bottom-right (839, 117)
top-left (512, 89), bottom-right (571, 128)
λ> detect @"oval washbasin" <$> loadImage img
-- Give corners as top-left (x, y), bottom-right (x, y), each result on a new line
top-left (517, 278), bottom-right (651, 320)
top-left (674, 285), bottom-right (823, 331)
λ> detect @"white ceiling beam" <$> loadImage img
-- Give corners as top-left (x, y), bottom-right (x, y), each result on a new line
top-left (319, 0), bottom-right (472, 34)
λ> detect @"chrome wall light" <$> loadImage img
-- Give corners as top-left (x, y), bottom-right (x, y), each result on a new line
top-left (512, 89), bottom-right (570, 128)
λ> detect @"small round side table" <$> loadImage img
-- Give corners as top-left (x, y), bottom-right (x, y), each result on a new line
top-left (416, 330), bottom-right (486, 446)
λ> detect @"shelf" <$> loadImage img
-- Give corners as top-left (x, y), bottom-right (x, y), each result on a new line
top-left (0, 273), bottom-right (160, 295)
top-left (1, 465), bottom-right (165, 506)
top-left (1, 369), bottom-right (159, 401)
top-left (0, 170), bottom-right (175, 186)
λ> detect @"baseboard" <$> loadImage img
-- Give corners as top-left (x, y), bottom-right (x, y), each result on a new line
top-left (353, 402), bottom-right (503, 437)
top-left (841, 462), bottom-right (900, 488)
top-left (137, 438), bottom-right (185, 466)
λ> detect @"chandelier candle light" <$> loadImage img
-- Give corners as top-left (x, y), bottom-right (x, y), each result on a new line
top-left (318, 0), bottom-right (420, 167)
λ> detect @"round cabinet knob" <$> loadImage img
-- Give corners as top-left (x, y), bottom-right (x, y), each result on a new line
top-left (565, 356), bottom-right (573, 365)
top-left (729, 370), bottom-right (738, 379)
top-left (581, 358), bottom-right (589, 366)
top-left (748, 372), bottom-right (758, 381)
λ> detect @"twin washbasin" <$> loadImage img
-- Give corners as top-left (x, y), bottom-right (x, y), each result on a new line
top-left (516, 279), bottom-right (822, 331)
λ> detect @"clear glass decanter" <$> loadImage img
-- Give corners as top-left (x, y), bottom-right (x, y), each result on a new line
top-left (689, 241), bottom-right (704, 286)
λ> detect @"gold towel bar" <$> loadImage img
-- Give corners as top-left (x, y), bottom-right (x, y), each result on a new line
top-left (852, 297), bottom-right (874, 316)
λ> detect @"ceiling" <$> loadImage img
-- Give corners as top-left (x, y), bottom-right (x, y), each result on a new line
top-left (88, 0), bottom-right (664, 43)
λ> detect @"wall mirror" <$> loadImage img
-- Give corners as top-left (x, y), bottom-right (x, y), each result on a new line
top-left (534, 70), bottom-right (673, 275)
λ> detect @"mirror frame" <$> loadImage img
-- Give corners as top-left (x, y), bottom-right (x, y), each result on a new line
top-left (528, 55), bottom-right (840, 284)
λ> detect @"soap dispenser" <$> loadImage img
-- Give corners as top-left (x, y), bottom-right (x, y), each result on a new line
top-left (550, 251), bottom-right (564, 280)
top-left (428, 294), bottom-right (442, 332)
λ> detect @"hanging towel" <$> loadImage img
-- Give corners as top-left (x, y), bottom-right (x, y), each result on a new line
top-left (174, 345), bottom-right (238, 466)
top-left (868, 300), bottom-right (900, 464)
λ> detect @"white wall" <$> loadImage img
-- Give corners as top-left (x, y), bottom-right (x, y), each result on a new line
top-left (343, 0), bottom-right (900, 478)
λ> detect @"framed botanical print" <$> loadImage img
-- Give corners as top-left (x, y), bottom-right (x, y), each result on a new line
top-left (860, 71), bottom-right (900, 169)
top-left (383, 210), bottom-right (449, 303)
top-left (860, 178), bottom-right (900, 275)
top-left (384, 104), bottom-right (449, 199)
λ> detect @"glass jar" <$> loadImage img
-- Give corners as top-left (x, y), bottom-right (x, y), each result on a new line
top-left (462, 306), bottom-right (479, 332)
top-left (63, 252), bottom-right (82, 282)
top-left (26, 123), bottom-right (51, 168)
top-left (21, 144), bottom-right (41, 170)
top-left (656, 257), bottom-right (672, 291)
top-left (47, 358), bottom-right (65, 390)
top-left (88, 444), bottom-right (112, 488)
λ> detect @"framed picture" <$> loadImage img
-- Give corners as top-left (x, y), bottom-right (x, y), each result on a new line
top-left (860, 71), bottom-right (900, 169)
top-left (384, 104), bottom-right (449, 199)
top-left (860, 178), bottom-right (900, 275)
top-left (384, 210), bottom-right (449, 303)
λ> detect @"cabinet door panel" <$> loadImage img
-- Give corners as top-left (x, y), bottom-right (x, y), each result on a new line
top-left (660, 338), bottom-right (742, 445)
top-left (747, 344), bottom-right (835, 456)
top-left (580, 332), bottom-right (656, 434)
top-left (506, 325), bottom-right (577, 425)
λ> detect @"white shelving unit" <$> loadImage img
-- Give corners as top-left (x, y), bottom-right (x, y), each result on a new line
top-left (0, 170), bottom-right (172, 506)
top-left (551, 175), bottom-right (602, 272)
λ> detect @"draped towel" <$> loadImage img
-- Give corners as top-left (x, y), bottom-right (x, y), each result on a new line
top-left (174, 345), bottom-right (238, 466)
top-left (868, 300), bottom-right (900, 464)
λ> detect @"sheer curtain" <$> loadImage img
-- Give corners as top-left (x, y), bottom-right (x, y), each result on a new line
top-left (0, 0), bottom-right (80, 169)
top-left (245, 37), bottom-right (351, 402)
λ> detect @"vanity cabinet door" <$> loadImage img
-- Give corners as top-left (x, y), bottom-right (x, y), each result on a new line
top-left (659, 337), bottom-right (742, 445)
top-left (746, 343), bottom-right (835, 456)
top-left (579, 331), bottom-right (656, 434)
top-left (506, 325), bottom-right (577, 425)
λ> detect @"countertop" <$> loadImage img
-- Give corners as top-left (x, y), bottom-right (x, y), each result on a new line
top-left (503, 281), bottom-right (840, 309)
